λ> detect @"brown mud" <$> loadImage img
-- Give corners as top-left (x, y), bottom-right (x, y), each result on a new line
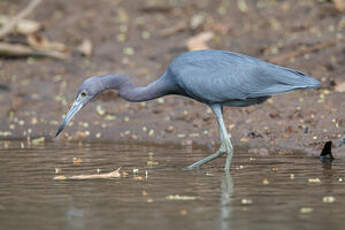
top-left (1, 0), bottom-right (345, 158)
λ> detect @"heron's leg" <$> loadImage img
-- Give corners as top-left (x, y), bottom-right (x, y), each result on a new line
top-left (214, 105), bottom-right (233, 171)
top-left (184, 148), bottom-right (225, 170)
top-left (185, 104), bottom-right (233, 171)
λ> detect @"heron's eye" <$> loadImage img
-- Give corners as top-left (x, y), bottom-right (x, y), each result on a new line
top-left (80, 91), bottom-right (87, 97)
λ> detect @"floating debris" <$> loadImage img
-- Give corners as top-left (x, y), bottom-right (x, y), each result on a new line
top-left (53, 168), bottom-right (121, 180)
top-left (147, 161), bottom-right (159, 166)
top-left (300, 207), bottom-right (313, 214)
top-left (72, 157), bottom-right (83, 165)
top-left (262, 178), bottom-right (270, 185)
top-left (308, 178), bottom-right (321, 183)
top-left (134, 176), bottom-right (143, 181)
top-left (241, 199), bottom-right (253, 205)
top-left (31, 136), bottom-right (45, 145)
top-left (148, 129), bottom-right (155, 136)
top-left (166, 195), bottom-right (197, 201)
top-left (236, 165), bottom-right (244, 170)
top-left (76, 131), bottom-right (89, 138)
top-left (323, 196), bottom-right (335, 203)
top-left (55, 168), bottom-right (62, 174)
top-left (180, 209), bottom-right (188, 216)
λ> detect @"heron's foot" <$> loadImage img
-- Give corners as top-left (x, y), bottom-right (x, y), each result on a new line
top-left (184, 135), bottom-right (234, 171)
top-left (184, 148), bottom-right (225, 170)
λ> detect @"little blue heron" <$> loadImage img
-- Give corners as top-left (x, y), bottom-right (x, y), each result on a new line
top-left (56, 49), bottom-right (320, 171)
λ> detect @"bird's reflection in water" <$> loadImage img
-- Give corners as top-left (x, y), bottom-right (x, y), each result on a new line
top-left (321, 160), bottom-right (333, 170)
top-left (219, 172), bottom-right (234, 230)
top-left (65, 204), bottom-right (85, 230)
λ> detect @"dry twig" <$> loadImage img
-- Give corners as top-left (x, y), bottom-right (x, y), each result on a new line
top-left (0, 42), bottom-right (69, 60)
top-left (186, 31), bottom-right (214, 51)
top-left (0, 0), bottom-right (42, 40)
top-left (54, 168), bottom-right (121, 180)
top-left (0, 15), bottom-right (42, 35)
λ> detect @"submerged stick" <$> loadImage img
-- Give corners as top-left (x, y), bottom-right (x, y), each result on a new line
top-left (54, 168), bottom-right (121, 180)
top-left (0, 0), bottom-right (42, 40)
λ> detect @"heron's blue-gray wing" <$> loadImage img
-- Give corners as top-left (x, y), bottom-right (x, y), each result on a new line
top-left (169, 50), bottom-right (319, 103)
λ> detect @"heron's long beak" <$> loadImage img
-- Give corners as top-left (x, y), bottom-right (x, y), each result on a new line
top-left (56, 99), bottom-right (85, 137)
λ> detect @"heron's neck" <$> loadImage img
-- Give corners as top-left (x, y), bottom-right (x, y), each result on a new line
top-left (100, 73), bottom-right (176, 102)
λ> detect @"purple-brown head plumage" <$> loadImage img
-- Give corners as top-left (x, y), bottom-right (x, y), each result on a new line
top-left (55, 75), bottom-right (106, 137)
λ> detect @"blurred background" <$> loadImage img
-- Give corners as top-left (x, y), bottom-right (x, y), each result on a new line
top-left (0, 0), bottom-right (344, 153)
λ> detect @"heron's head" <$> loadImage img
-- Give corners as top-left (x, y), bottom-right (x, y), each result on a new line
top-left (56, 76), bottom-right (104, 137)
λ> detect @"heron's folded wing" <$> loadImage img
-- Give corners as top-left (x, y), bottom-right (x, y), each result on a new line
top-left (170, 51), bottom-right (318, 103)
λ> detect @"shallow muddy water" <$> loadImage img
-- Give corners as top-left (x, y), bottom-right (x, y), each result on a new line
top-left (0, 141), bottom-right (344, 230)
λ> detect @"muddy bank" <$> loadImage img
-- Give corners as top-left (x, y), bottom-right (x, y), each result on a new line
top-left (0, 0), bottom-right (345, 156)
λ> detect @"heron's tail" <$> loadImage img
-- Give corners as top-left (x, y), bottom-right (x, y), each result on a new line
top-left (281, 67), bottom-right (320, 89)
top-left (249, 67), bottom-right (320, 98)
top-left (304, 76), bottom-right (320, 89)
